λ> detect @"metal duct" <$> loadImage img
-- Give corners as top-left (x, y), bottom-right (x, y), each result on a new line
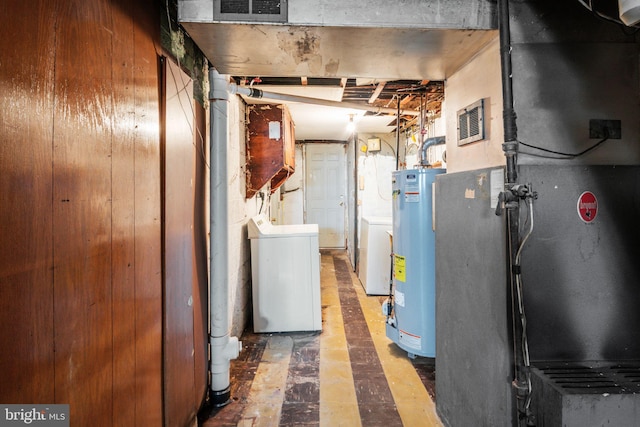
top-left (417, 136), bottom-right (445, 168)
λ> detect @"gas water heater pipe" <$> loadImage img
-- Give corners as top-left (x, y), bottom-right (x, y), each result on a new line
top-left (396, 95), bottom-right (401, 169)
top-left (208, 67), bottom-right (241, 407)
top-left (417, 136), bottom-right (445, 168)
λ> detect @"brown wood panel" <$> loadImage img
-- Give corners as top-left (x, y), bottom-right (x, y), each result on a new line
top-left (0, 0), bottom-right (57, 404)
top-left (193, 100), bottom-right (209, 408)
top-left (162, 57), bottom-right (198, 427)
top-left (131, 1), bottom-right (163, 426)
top-left (111, 1), bottom-right (137, 425)
top-left (1, 0), bottom-right (164, 424)
top-left (52, 0), bottom-right (115, 424)
top-left (246, 104), bottom-right (295, 198)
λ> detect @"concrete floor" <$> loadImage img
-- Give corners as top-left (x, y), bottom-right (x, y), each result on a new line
top-left (201, 249), bottom-right (442, 426)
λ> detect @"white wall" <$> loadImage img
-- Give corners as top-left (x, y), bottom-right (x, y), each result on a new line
top-left (357, 133), bottom-right (395, 221)
top-left (227, 95), bottom-right (262, 337)
top-left (443, 36), bottom-right (504, 173)
top-left (401, 116), bottom-right (447, 169)
top-left (272, 145), bottom-right (304, 225)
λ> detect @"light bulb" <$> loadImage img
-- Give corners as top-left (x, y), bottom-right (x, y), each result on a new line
top-left (347, 115), bottom-right (355, 132)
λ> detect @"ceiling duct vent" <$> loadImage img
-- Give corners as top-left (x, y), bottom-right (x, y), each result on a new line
top-left (457, 99), bottom-right (485, 146)
top-left (215, 0), bottom-right (287, 22)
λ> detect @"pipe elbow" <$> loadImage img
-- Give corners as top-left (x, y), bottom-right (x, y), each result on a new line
top-left (418, 136), bottom-right (446, 167)
top-left (211, 335), bottom-right (242, 365)
top-left (225, 336), bottom-right (242, 360)
top-left (209, 335), bottom-right (241, 392)
top-left (209, 68), bottom-right (230, 101)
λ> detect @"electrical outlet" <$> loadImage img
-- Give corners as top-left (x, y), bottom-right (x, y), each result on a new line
top-left (589, 119), bottom-right (622, 139)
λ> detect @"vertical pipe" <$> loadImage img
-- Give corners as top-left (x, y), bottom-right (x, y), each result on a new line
top-left (395, 95), bottom-right (401, 170)
top-left (208, 67), bottom-right (241, 407)
top-left (499, 0), bottom-right (518, 185)
top-left (353, 133), bottom-right (359, 270)
top-left (497, 1), bottom-right (529, 425)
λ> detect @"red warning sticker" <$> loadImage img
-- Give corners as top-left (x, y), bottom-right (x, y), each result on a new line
top-left (577, 191), bottom-right (598, 223)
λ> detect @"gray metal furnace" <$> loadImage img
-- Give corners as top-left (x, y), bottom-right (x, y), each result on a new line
top-left (435, 165), bottom-right (640, 426)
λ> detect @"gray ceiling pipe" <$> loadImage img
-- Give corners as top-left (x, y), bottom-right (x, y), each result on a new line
top-left (208, 67), bottom-right (242, 407)
top-left (230, 84), bottom-right (421, 117)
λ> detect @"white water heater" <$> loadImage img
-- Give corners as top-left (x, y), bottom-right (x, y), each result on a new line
top-left (385, 168), bottom-right (444, 358)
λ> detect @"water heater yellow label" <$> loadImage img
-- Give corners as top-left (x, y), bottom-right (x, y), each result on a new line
top-left (394, 254), bottom-right (406, 282)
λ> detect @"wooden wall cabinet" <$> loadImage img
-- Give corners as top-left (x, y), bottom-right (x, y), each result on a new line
top-left (246, 103), bottom-right (295, 198)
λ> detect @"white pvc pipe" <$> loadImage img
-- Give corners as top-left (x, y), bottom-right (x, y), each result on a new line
top-left (208, 67), bottom-right (241, 405)
top-left (230, 84), bottom-right (421, 117)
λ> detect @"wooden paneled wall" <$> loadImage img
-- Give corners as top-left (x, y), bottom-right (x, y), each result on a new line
top-left (0, 0), bottom-right (180, 425)
top-left (161, 57), bottom-right (209, 427)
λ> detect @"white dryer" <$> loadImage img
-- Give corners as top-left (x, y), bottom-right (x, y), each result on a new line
top-left (359, 216), bottom-right (393, 295)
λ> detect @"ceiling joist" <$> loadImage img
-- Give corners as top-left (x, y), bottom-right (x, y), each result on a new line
top-left (368, 82), bottom-right (386, 104)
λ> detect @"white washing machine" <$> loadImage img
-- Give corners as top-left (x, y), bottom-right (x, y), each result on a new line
top-left (248, 215), bottom-right (321, 333)
top-left (359, 216), bottom-right (393, 295)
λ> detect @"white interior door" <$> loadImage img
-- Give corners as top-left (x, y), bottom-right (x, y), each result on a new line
top-left (305, 143), bottom-right (347, 248)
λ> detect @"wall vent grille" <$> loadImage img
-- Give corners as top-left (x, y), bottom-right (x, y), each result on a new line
top-left (215, 0), bottom-right (287, 22)
top-left (457, 99), bottom-right (485, 146)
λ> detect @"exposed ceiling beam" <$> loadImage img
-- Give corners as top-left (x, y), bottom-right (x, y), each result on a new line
top-left (368, 82), bottom-right (386, 104)
top-left (234, 85), bottom-right (420, 116)
top-left (338, 78), bottom-right (348, 102)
